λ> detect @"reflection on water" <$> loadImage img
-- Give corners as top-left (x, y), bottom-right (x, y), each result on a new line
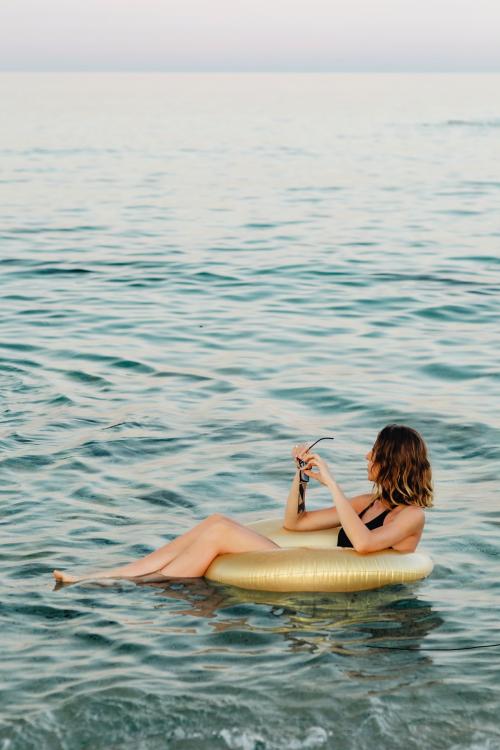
top-left (127, 577), bottom-right (444, 660)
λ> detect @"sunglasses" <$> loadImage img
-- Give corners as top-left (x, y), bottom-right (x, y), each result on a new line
top-left (296, 436), bottom-right (334, 512)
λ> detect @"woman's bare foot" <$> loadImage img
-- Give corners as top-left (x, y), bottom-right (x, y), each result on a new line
top-left (53, 569), bottom-right (79, 584)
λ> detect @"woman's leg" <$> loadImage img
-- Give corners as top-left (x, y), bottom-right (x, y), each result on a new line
top-left (156, 517), bottom-right (280, 578)
top-left (53, 513), bottom-right (226, 583)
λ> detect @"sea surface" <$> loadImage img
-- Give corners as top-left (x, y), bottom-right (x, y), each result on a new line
top-left (1, 72), bottom-right (500, 750)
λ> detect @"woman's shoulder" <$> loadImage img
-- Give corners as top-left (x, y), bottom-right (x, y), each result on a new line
top-left (350, 492), bottom-right (376, 512)
top-left (390, 504), bottom-right (425, 527)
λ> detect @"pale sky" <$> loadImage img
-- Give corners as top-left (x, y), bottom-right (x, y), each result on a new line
top-left (1, 0), bottom-right (499, 72)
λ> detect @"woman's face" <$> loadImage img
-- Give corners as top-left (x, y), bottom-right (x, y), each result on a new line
top-left (365, 447), bottom-right (378, 481)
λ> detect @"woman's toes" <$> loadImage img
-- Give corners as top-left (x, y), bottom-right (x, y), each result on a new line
top-left (53, 569), bottom-right (78, 583)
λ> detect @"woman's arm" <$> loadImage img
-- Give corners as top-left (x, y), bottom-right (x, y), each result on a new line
top-left (283, 468), bottom-right (307, 530)
top-left (304, 453), bottom-right (424, 552)
top-left (283, 462), bottom-right (372, 531)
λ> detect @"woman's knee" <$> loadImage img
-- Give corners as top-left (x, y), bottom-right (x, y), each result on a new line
top-left (204, 517), bottom-right (233, 541)
top-left (206, 512), bottom-right (231, 525)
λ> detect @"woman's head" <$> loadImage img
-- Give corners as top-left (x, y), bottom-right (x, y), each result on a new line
top-left (367, 424), bottom-right (433, 509)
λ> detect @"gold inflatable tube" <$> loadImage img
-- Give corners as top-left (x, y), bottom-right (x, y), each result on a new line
top-left (204, 516), bottom-right (433, 592)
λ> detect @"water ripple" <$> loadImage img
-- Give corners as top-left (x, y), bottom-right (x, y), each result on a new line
top-left (1, 71), bottom-right (500, 750)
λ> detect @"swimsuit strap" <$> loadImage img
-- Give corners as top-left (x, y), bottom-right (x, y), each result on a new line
top-left (360, 499), bottom-right (376, 519)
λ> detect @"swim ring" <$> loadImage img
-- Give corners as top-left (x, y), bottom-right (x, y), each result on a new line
top-left (204, 516), bottom-right (433, 592)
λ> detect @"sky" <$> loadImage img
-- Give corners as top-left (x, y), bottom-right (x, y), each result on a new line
top-left (1, 0), bottom-right (499, 72)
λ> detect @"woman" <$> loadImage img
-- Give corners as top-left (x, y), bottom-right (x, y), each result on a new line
top-left (53, 424), bottom-right (432, 584)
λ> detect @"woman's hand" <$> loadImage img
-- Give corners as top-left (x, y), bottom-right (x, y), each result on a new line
top-left (291, 443), bottom-right (309, 466)
top-left (302, 453), bottom-right (335, 487)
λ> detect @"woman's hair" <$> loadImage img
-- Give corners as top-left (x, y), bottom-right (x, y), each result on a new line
top-left (372, 424), bottom-right (433, 509)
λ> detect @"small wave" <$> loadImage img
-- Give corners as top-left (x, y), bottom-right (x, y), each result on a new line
top-left (420, 362), bottom-right (488, 382)
top-left (5, 225), bottom-right (107, 235)
top-left (433, 208), bottom-right (482, 216)
top-left (416, 303), bottom-right (484, 321)
top-left (47, 394), bottom-right (74, 406)
top-left (137, 490), bottom-right (191, 508)
top-left (422, 119), bottom-right (500, 128)
top-left (110, 359), bottom-right (156, 374)
top-left (0, 341), bottom-right (40, 352)
top-left (243, 220), bottom-right (306, 230)
top-left (65, 370), bottom-right (112, 387)
top-left (7, 265), bottom-right (95, 277)
top-left (0, 454), bottom-right (54, 471)
top-left (3, 603), bottom-right (86, 621)
top-left (286, 186), bottom-right (343, 192)
top-left (462, 180), bottom-right (500, 189)
top-left (0, 146), bottom-right (121, 156)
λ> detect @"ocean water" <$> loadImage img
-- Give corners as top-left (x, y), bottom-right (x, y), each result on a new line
top-left (0, 72), bottom-right (499, 750)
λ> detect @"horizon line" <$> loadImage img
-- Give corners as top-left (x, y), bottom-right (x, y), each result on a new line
top-left (1, 68), bottom-right (500, 74)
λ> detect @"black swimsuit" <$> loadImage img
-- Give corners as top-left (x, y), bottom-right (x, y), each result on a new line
top-left (336, 501), bottom-right (390, 548)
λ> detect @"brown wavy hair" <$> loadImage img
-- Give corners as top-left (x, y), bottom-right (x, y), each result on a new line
top-left (371, 424), bottom-right (433, 509)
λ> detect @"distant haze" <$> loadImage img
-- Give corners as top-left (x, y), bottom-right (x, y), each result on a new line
top-left (1, 0), bottom-right (499, 72)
